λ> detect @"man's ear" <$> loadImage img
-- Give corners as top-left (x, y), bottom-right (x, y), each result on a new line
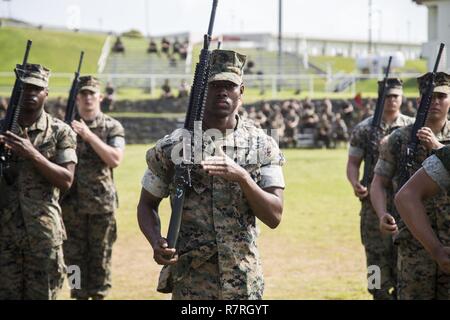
top-left (240, 84), bottom-right (245, 95)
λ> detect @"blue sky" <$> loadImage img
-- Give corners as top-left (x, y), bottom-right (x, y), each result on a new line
top-left (1, 0), bottom-right (427, 43)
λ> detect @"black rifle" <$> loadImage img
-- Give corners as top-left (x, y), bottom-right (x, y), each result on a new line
top-left (399, 43), bottom-right (445, 187)
top-left (166, 0), bottom-right (218, 251)
top-left (0, 39), bottom-right (32, 180)
top-left (64, 51), bottom-right (84, 124)
top-left (361, 56), bottom-right (392, 187)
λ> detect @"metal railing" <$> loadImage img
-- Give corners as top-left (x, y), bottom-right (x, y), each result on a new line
top-left (0, 72), bottom-right (423, 98)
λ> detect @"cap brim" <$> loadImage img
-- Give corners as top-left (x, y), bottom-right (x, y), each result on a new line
top-left (434, 86), bottom-right (450, 94)
top-left (22, 77), bottom-right (47, 88)
top-left (79, 85), bottom-right (100, 93)
top-left (208, 72), bottom-right (242, 85)
top-left (386, 88), bottom-right (403, 95)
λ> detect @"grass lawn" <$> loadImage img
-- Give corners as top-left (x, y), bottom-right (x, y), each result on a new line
top-left (58, 146), bottom-right (371, 300)
top-left (0, 26), bottom-right (105, 73)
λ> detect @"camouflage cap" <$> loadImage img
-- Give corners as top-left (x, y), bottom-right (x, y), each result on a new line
top-left (417, 72), bottom-right (450, 95)
top-left (78, 75), bottom-right (101, 93)
top-left (208, 49), bottom-right (247, 85)
top-left (378, 77), bottom-right (403, 95)
top-left (20, 63), bottom-right (50, 88)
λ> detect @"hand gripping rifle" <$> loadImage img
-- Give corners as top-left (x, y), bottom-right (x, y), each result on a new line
top-left (0, 40), bottom-right (32, 181)
top-left (64, 51), bottom-right (84, 124)
top-left (165, 0), bottom-right (218, 251)
top-left (399, 43), bottom-right (445, 188)
top-left (361, 56), bottom-right (392, 187)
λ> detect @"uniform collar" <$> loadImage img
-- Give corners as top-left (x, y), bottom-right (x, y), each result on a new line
top-left (27, 111), bottom-right (48, 132)
top-left (83, 112), bottom-right (104, 129)
top-left (436, 120), bottom-right (450, 141)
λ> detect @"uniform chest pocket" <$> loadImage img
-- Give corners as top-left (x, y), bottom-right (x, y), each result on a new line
top-left (190, 167), bottom-right (210, 195)
top-left (38, 140), bottom-right (57, 160)
top-left (243, 164), bottom-right (261, 184)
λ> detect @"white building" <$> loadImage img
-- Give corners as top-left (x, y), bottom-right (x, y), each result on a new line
top-left (219, 33), bottom-right (422, 60)
top-left (414, 0), bottom-right (450, 71)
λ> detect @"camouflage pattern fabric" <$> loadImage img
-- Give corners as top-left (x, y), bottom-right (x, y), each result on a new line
top-left (360, 200), bottom-right (397, 299)
top-left (422, 149), bottom-right (450, 299)
top-left (348, 113), bottom-right (413, 299)
top-left (375, 122), bottom-right (450, 299)
top-left (208, 49), bottom-right (246, 85)
top-left (0, 111), bottom-right (77, 299)
top-left (62, 205), bottom-right (117, 299)
top-left (61, 112), bottom-right (124, 299)
top-left (63, 112), bottom-right (125, 215)
top-left (142, 115), bottom-right (285, 300)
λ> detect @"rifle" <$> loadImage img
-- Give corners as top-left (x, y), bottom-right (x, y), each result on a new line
top-left (64, 51), bottom-right (84, 124)
top-left (361, 56), bottom-right (393, 187)
top-left (166, 0), bottom-right (219, 251)
top-left (0, 39), bottom-right (32, 181)
top-left (399, 43), bottom-right (445, 187)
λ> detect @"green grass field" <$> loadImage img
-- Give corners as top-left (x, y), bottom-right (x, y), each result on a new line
top-left (0, 26), bottom-right (105, 73)
top-left (58, 146), bottom-right (371, 300)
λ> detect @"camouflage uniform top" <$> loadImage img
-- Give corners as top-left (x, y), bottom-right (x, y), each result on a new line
top-left (422, 146), bottom-right (450, 246)
top-left (141, 115), bottom-right (285, 299)
top-left (422, 146), bottom-right (450, 192)
top-left (0, 111), bottom-right (77, 248)
top-left (63, 112), bottom-right (125, 215)
top-left (374, 121), bottom-right (450, 240)
top-left (348, 113), bottom-right (414, 184)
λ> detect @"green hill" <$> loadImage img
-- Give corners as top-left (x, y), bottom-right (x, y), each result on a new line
top-left (0, 26), bottom-right (105, 72)
top-left (0, 26), bottom-right (106, 94)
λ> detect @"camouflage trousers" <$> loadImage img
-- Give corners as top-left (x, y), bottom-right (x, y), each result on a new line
top-left (170, 252), bottom-right (263, 300)
top-left (62, 206), bottom-right (117, 300)
top-left (396, 231), bottom-right (438, 300)
top-left (171, 253), bottom-right (222, 300)
top-left (360, 200), bottom-right (397, 300)
top-left (0, 213), bottom-right (65, 300)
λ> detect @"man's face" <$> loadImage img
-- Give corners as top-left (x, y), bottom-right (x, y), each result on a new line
top-left (77, 89), bottom-right (102, 113)
top-left (426, 92), bottom-right (450, 121)
top-left (205, 80), bottom-right (244, 118)
top-left (21, 83), bottom-right (48, 112)
top-left (383, 94), bottom-right (402, 113)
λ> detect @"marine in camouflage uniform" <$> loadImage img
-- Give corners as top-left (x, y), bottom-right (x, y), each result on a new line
top-left (61, 76), bottom-right (125, 300)
top-left (137, 49), bottom-right (285, 300)
top-left (347, 78), bottom-right (414, 299)
top-left (0, 64), bottom-right (77, 299)
top-left (394, 78), bottom-right (450, 300)
top-left (373, 72), bottom-right (450, 299)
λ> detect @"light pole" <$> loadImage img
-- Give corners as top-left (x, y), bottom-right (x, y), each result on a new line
top-left (3, 0), bottom-right (11, 19)
top-left (368, 0), bottom-right (373, 54)
top-left (144, 0), bottom-right (149, 37)
top-left (277, 0), bottom-right (283, 92)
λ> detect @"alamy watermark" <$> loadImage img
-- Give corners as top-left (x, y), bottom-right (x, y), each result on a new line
top-left (67, 265), bottom-right (81, 290)
top-left (66, 5), bottom-right (81, 30)
top-left (367, 265), bottom-right (381, 290)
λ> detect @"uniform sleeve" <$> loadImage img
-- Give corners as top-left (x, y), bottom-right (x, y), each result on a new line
top-left (374, 133), bottom-right (396, 179)
top-left (140, 138), bottom-right (174, 198)
top-left (107, 119), bottom-right (126, 149)
top-left (348, 124), bottom-right (365, 158)
top-left (422, 155), bottom-right (450, 192)
top-left (55, 124), bottom-right (78, 165)
top-left (258, 135), bottom-right (285, 189)
top-left (141, 169), bottom-right (169, 198)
